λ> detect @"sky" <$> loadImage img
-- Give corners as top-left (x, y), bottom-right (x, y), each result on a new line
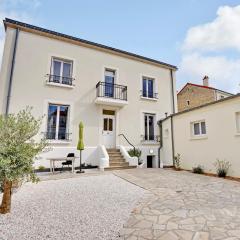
top-left (0, 0), bottom-right (240, 93)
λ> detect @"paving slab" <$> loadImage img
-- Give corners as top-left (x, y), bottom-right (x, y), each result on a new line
top-left (114, 168), bottom-right (240, 240)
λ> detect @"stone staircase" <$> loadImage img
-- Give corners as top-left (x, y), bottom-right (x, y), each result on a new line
top-left (104, 148), bottom-right (136, 171)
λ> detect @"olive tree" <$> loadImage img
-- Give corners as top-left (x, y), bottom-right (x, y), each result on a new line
top-left (0, 107), bottom-right (47, 214)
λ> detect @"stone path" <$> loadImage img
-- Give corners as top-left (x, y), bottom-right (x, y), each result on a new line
top-left (114, 169), bottom-right (240, 240)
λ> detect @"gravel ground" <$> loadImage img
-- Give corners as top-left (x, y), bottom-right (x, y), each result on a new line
top-left (0, 174), bottom-right (146, 240)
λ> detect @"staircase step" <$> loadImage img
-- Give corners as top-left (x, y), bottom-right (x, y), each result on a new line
top-left (110, 162), bottom-right (129, 167)
top-left (105, 166), bottom-right (136, 171)
top-left (108, 152), bottom-right (122, 156)
top-left (107, 149), bottom-right (120, 153)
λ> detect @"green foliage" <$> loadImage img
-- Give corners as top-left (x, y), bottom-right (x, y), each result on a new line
top-left (38, 165), bottom-right (46, 171)
top-left (0, 107), bottom-right (48, 184)
top-left (174, 153), bottom-right (181, 169)
top-left (192, 165), bottom-right (204, 174)
top-left (128, 148), bottom-right (142, 164)
top-left (214, 159), bottom-right (231, 178)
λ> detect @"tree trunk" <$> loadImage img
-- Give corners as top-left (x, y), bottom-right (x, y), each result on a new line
top-left (0, 180), bottom-right (12, 214)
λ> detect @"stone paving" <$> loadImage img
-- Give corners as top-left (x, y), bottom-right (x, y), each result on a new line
top-left (114, 168), bottom-right (240, 240)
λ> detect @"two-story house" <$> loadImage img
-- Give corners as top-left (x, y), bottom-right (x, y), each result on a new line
top-left (0, 18), bottom-right (177, 170)
top-left (177, 76), bottom-right (233, 112)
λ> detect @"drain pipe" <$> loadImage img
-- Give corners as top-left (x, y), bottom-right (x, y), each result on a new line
top-left (5, 28), bottom-right (19, 115)
top-left (157, 119), bottom-right (163, 168)
top-left (170, 115), bottom-right (175, 166)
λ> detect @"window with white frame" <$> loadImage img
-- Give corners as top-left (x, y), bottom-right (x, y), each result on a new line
top-left (50, 58), bottom-right (73, 85)
top-left (142, 77), bottom-right (156, 98)
top-left (47, 104), bottom-right (70, 140)
top-left (236, 112), bottom-right (240, 133)
top-left (144, 113), bottom-right (155, 141)
top-left (192, 121), bottom-right (206, 136)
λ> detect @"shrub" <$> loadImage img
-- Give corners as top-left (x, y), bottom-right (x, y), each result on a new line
top-left (38, 166), bottom-right (45, 171)
top-left (214, 159), bottom-right (231, 178)
top-left (192, 165), bottom-right (204, 174)
top-left (128, 148), bottom-right (142, 164)
top-left (174, 153), bottom-right (181, 169)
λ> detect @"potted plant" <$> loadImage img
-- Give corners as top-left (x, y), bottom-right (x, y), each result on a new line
top-left (214, 159), bottom-right (231, 178)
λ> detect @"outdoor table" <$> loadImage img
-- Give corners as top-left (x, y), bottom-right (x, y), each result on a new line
top-left (47, 157), bottom-right (77, 174)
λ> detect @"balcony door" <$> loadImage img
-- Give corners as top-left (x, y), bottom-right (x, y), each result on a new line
top-left (104, 69), bottom-right (115, 98)
top-left (102, 110), bottom-right (116, 148)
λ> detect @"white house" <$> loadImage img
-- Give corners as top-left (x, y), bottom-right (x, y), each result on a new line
top-left (160, 94), bottom-right (240, 177)
top-left (0, 18), bottom-right (177, 170)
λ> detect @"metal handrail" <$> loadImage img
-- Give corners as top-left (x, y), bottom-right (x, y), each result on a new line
top-left (118, 134), bottom-right (136, 155)
top-left (96, 81), bottom-right (127, 101)
top-left (46, 74), bottom-right (75, 86)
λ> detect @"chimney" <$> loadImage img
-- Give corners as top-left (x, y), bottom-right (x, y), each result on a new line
top-left (203, 75), bottom-right (209, 87)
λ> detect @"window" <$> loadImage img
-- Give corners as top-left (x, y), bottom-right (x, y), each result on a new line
top-left (187, 100), bottom-right (190, 106)
top-left (144, 113), bottom-right (155, 141)
top-left (51, 58), bottom-right (73, 85)
top-left (192, 121), bottom-right (206, 136)
top-left (236, 112), bottom-right (240, 133)
top-left (47, 104), bottom-right (69, 140)
top-left (142, 77), bottom-right (156, 98)
top-left (104, 69), bottom-right (115, 97)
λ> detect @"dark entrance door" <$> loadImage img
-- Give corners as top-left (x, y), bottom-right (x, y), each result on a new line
top-left (147, 156), bottom-right (153, 168)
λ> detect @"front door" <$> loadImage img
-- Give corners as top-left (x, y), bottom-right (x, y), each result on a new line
top-left (102, 114), bottom-right (116, 148)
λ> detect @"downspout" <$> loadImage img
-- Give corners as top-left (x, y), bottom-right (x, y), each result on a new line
top-left (5, 28), bottom-right (19, 115)
top-left (170, 69), bottom-right (175, 114)
top-left (170, 115), bottom-right (175, 166)
top-left (157, 119), bottom-right (163, 168)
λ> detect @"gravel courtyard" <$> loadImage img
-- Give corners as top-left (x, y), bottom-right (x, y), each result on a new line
top-left (0, 174), bottom-right (146, 240)
top-left (115, 169), bottom-right (240, 240)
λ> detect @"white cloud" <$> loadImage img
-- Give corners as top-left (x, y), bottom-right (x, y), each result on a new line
top-left (179, 5), bottom-right (240, 93)
top-left (183, 5), bottom-right (240, 52)
top-left (0, 0), bottom-right (40, 67)
top-left (179, 53), bottom-right (240, 93)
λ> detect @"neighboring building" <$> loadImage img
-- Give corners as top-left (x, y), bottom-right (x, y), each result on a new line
top-left (160, 94), bottom-right (240, 177)
top-left (177, 76), bottom-right (233, 112)
top-left (0, 18), bottom-right (177, 170)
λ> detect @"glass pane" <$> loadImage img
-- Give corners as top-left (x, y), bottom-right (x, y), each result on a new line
top-left (58, 106), bottom-right (69, 140)
top-left (194, 123), bottom-right (200, 135)
top-left (103, 118), bottom-right (108, 131)
top-left (47, 105), bottom-right (58, 139)
top-left (53, 60), bottom-right (61, 83)
top-left (149, 115), bottom-right (154, 140)
top-left (144, 115), bottom-right (148, 140)
top-left (105, 74), bottom-right (114, 97)
top-left (148, 80), bottom-right (154, 98)
top-left (62, 62), bottom-right (72, 84)
top-left (143, 79), bottom-right (147, 97)
top-left (201, 122), bottom-right (206, 134)
top-left (109, 118), bottom-right (113, 131)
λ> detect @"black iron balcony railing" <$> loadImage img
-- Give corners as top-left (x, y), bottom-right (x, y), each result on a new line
top-left (46, 74), bottom-right (75, 86)
top-left (141, 134), bottom-right (160, 142)
top-left (42, 131), bottom-right (72, 141)
top-left (96, 82), bottom-right (127, 101)
top-left (140, 90), bottom-right (158, 99)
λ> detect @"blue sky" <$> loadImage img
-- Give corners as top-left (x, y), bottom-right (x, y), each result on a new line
top-left (0, 0), bottom-right (240, 92)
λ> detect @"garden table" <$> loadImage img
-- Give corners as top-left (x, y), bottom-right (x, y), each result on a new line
top-left (47, 157), bottom-right (77, 174)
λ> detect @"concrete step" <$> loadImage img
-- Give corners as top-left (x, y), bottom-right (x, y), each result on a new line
top-left (107, 149), bottom-right (120, 153)
top-left (109, 160), bottom-right (126, 164)
top-left (108, 152), bottom-right (122, 156)
top-left (104, 166), bottom-right (136, 171)
top-left (110, 162), bottom-right (129, 167)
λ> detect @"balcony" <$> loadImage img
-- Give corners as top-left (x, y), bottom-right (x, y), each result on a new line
top-left (95, 82), bottom-right (128, 107)
top-left (46, 74), bottom-right (75, 88)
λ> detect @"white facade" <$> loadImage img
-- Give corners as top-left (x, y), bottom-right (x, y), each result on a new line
top-left (161, 95), bottom-right (240, 177)
top-left (0, 19), bottom-right (177, 169)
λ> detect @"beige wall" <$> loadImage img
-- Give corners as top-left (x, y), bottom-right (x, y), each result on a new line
top-left (162, 96), bottom-right (240, 177)
top-left (0, 27), bottom-right (177, 167)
